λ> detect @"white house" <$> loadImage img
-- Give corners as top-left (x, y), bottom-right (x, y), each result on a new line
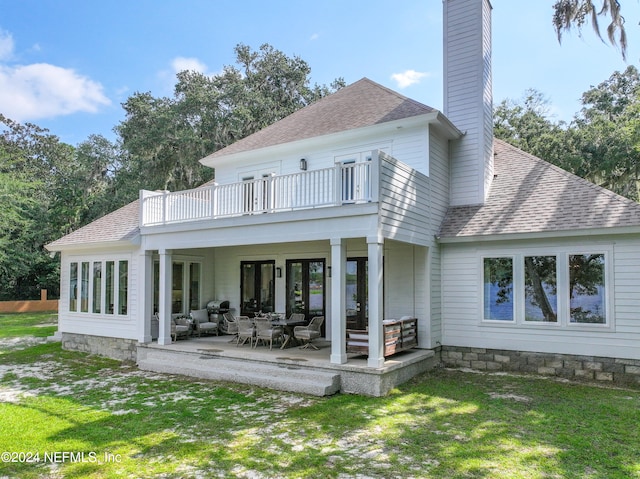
top-left (46, 0), bottom-right (640, 392)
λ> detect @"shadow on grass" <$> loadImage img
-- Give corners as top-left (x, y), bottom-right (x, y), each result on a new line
top-left (2, 343), bottom-right (640, 478)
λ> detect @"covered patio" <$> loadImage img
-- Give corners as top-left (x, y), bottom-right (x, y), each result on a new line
top-left (137, 333), bottom-right (436, 396)
top-left (135, 149), bottom-right (439, 394)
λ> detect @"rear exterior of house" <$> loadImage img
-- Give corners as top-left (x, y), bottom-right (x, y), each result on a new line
top-left (46, 0), bottom-right (640, 390)
top-left (47, 78), bottom-right (461, 373)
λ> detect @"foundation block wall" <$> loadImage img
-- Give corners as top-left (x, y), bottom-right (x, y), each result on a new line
top-left (441, 346), bottom-right (640, 386)
top-left (62, 333), bottom-right (137, 362)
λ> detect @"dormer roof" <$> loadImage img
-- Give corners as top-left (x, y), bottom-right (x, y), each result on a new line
top-left (201, 78), bottom-right (444, 164)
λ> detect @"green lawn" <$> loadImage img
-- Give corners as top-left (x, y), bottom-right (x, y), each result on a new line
top-left (1, 313), bottom-right (639, 478)
top-left (0, 312), bottom-right (57, 339)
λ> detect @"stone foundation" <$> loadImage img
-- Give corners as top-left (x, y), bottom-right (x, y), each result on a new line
top-left (61, 333), bottom-right (137, 362)
top-left (441, 346), bottom-right (640, 386)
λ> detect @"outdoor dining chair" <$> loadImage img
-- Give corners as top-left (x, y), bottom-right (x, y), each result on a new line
top-left (293, 316), bottom-right (324, 350)
top-left (253, 317), bottom-right (284, 350)
top-left (221, 312), bottom-right (239, 338)
top-left (236, 316), bottom-right (255, 347)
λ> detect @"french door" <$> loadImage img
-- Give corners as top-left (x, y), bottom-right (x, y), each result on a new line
top-left (240, 261), bottom-right (275, 316)
top-left (286, 259), bottom-right (326, 322)
top-left (242, 172), bottom-right (273, 214)
top-left (346, 257), bottom-right (368, 330)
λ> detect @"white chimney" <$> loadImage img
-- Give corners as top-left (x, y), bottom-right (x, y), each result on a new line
top-left (443, 0), bottom-right (494, 206)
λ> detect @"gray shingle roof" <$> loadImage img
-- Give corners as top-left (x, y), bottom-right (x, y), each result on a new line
top-left (46, 200), bottom-right (140, 251)
top-left (203, 77), bottom-right (436, 161)
top-left (438, 139), bottom-right (640, 239)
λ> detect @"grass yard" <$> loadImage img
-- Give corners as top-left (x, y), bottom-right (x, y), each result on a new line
top-left (1, 313), bottom-right (639, 478)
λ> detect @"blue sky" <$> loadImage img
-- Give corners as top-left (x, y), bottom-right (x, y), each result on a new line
top-left (1, 0), bottom-right (639, 146)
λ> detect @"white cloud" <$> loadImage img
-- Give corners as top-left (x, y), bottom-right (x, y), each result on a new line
top-left (171, 56), bottom-right (208, 75)
top-left (0, 30), bottom-right (14, 61)
top-left (0, 29), bottom-right (110, 121)
top-left (0, 63), bottom-right (111, 121)
top-left (391, 69), bottom-right (431, 88)
top-left (310, 33), bottom-right (320, 41)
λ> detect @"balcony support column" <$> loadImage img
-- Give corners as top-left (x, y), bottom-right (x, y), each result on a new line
top-left (330, 238), bottom-right (347, 364)
top-left (137, 250), bottom-right (154, 343)
top-left (367, 236), bottom-right (385, 368)
top-left (158, 249), bottom-right (173, 345)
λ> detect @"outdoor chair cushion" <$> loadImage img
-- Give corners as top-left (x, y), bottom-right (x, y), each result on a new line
top-left (190, 309), bottom-right (218, 336)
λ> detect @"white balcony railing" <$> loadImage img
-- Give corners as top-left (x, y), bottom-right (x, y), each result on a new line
top-left (140, 161), bottom-right (375, 227)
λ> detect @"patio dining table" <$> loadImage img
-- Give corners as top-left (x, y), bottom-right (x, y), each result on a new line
top-left (271, 317), bottom-right (308, 349)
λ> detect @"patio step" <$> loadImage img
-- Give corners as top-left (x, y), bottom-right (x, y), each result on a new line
top-left (137, 346), bottom-right (341, 396)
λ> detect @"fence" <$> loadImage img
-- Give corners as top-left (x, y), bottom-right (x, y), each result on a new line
top-left (0, 290), bottom-right (59, 313)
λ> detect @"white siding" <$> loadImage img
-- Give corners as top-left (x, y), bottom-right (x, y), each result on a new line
top-left (442, 236), bottom-right (640, 360)
top-left (427, 130), bottom-right (450, 347)
top-left (58, 248), bottom-right (139, 340)
top-left (378, 152), bottom-right (431, 245)
top-left (444, 0), bottom-right (493, 206)
top-left (212, 125), bottom-right (430, 185)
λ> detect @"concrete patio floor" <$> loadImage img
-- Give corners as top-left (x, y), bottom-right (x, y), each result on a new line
top-left (137, 334), bottom-right (437, 396)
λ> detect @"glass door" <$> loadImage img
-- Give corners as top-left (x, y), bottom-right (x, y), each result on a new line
top-left (286, 259), bottom-right (326, 320)
top-left (241, 261), bottom-right (275, 316)
top-left (346, 258), bottom-right (368, 330)
top-left (242, 176), bottom-right (255, 215)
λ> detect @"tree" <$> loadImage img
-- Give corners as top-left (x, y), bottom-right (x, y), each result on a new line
top-left (0, 117), bottom-right (122, 299)
top-left (553, 0), bottom-right (627, 60)
top-left (116, 43), bottom-right (344, 196)
top-left (52, 134), bottom-right (121, 235)
top-left (493, 89), bottom-right (568, 166)
top-left (566, 65), bottom-right (640, 200)
top-left (494, 67), bottom-right (640, 202)
top-left (0, 115), bottom-right (72, 299)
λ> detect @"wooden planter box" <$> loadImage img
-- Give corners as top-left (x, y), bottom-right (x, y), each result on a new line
top-left (346, 317), bottom-right (418, 357)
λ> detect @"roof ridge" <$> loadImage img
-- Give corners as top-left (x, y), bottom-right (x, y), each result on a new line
top-left (354, 77), bottom-right (432, 110)
top-left (202, 77), bottom-right (436, 162)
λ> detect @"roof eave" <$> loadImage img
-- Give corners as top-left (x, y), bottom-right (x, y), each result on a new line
top-left (45, 234), bottom-right (140, 253)
top-left (200, 111), bottom-right (460, 168)
top-left (437, 225), bottom-right (640, 244)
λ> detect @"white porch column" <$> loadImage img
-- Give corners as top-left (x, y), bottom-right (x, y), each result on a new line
top-left (137, 250), bottom-right (153, 343)
top-left (367, 236), bottom-right (384, 368)
top-left (158, 249), bottom-right (173, 345)
top-left (330, 238), bottom-right (347, 364)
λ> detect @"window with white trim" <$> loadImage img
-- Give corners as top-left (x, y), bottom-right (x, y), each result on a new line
top-left (152, 258), bottom-right (202, 315)
top-left (569, 253), bottom-right (606, 324)
top-left (482, 251), bottom-right (609, 327)
top-left (524, 256), bottom-right (557, 323)
top-left (483, 257), bottom-right (514, 321)
top-left (68, 259), bottom-right (129, 316)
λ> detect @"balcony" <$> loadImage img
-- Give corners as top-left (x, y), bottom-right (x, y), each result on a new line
top-left (140, 161), bottom-right (377, 227)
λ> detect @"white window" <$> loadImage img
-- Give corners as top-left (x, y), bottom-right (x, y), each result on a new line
top-left (68, 258), bottom-right (129, 317)
top-left (483, 257), bottom-right (514, 321)
top-left (153, 259), bottom-right (202, 315)
top-left (481, 250), bottom-right (610, 328)
top-left (568, 253), bottom-right (606, 324)
top-left (335, 151), bottom-right (373, 204)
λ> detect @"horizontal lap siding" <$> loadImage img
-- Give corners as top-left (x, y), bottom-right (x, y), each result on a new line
top-left (379, 154), bottom-right (431, 245)
top-left (58, 249), bottom-right (139, 340)
top-left (384, 244), bottom-right (420, 319)
top-left (614, 240), bottom-right (640, 335)
top-left (428, 132), bottom-right (450, 346)
top-left (442, 236), bottom-right (640, 360)
top-left (444, 0), bottom-right (493, 207)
